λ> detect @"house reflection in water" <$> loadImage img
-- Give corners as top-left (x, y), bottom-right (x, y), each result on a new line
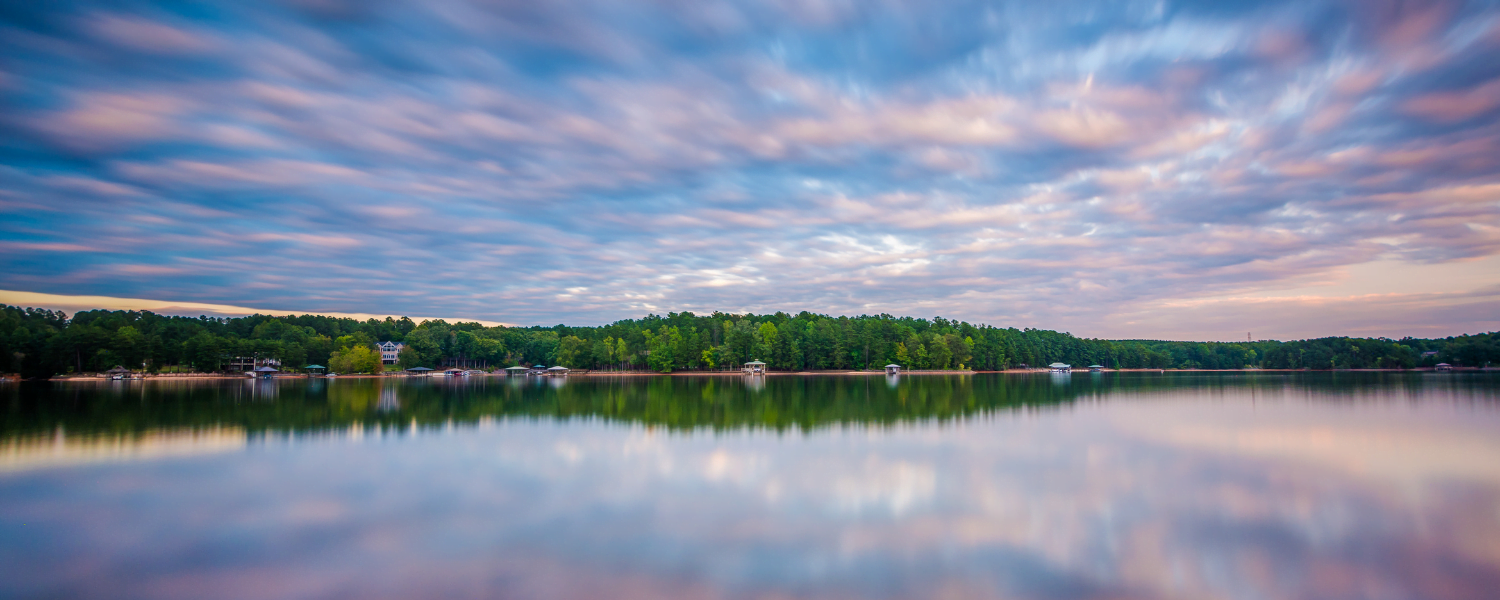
top-left (377, 385), bottom-right (400, 412)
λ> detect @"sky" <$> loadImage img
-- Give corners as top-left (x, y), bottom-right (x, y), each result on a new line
top-left (1, 0), bottom-right (1497, 341)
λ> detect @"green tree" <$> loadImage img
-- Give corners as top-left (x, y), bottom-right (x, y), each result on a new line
top-left (556, 335), bottom-right (589, 368)
top-left (329, 345), bottom-right (383, 374)
top-left (396, 346), bottom-right (425, 369)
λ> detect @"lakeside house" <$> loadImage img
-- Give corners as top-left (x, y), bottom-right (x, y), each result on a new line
top-left (378, 342), bottom-right (405, 365)
top-left (744, 360), bottom-right (766, 375)
top-left (1088, 365), bottom-right (1104, 372)
top-left (1435, 363), bottom-right (1453, 371)
top-left (405, 367), bottom-right (433, 377)
top-left (253, 366), bottom-right (279, 379)
top-left (885, 364), bottom-right (901, 375)
top-left (305, 365), bottom-right (326, 375)
top-left (504, 366), bottom-right (529, 376)
top-left (1049, 362), bottom-right (1072, 372)
top-left (547, 366), bottom-right (570, 377)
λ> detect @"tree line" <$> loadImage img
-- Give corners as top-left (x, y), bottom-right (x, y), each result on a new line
top-left (1, 304), bottom-right (1495, 378)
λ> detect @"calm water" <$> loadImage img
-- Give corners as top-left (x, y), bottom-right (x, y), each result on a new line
top-left (3, 373), bottom-right (1499, 600)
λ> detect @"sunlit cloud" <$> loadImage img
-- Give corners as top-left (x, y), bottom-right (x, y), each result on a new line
top-left (0, 0), bottom-right (1497, 338)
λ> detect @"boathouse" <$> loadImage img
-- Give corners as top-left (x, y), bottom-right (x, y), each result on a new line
top-left (1088, 365), bottom-right (1104, 372)
top-left (547, 366), bottom-right (570, 377)
top-left (1435, 363), bottom-right (1453, 371)
top-left (504, 366), bottom-right (529, 376)
top-left (743, 360), bottom-right (766, 374)
top-left (1048, 362), bottom-right (1071, 372)
top-left (885, 364), bottom-right (902, 375)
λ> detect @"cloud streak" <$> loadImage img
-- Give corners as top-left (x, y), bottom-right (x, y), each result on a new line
top-left (0, 0), bottom-right (1497, 338)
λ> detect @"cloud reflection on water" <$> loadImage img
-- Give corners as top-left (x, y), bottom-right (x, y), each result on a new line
top-left (0, 376), bottom-right (1498, 599)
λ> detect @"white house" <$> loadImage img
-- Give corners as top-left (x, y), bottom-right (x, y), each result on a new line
top-left (377, 341), bottom-right (405, 365)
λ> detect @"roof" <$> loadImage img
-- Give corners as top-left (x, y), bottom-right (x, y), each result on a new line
top-left (744, 361), bottom-right (766, 365)
top-left (305, 365), bottom-right (326, 369)
top-left (1088, 365), bottom-right (1104, 368)
top-left (106, 366), bottom-right (130, 373)
top-left (548, 366), bottom-right (570, 370)
top-left (254, 366), bottom-right (279, 372)
top-left (1435, 363), bottom-right (1452, 366)
top-left (406, 367), bottom-right (433, 371)
top-left (885, 364), bottom-right (901, 368)
top-left (505, 366), bottom-right (529, 370)
top-left (1048, 362), bottom-right (1070, 368)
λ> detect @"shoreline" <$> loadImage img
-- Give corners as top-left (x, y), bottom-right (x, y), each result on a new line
top-left (14, 366), bottom-right (1493, 382)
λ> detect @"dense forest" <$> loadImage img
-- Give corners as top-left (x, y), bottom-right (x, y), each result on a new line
top-left (1, 304), bottom-right (1495, 378)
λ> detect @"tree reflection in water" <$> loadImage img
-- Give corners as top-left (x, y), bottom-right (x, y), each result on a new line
top-left (3, 372), bottom-right (1495, 440)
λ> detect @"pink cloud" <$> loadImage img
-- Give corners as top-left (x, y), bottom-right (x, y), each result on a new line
top-left (1401, 78), bottom-right (1500, 122)
top-left (0, 242), bottom-right (100, 252)
top-left (86, 14), bottom-right (217, 54)
top-left (1331, 69), bottom-right (1384, 96)
top-left (245, 233), bottom-right (364, 249)
top-left (37, 92), bottom-right (195, 150)
top-left (1032, 108), bottom-right (1133, 148)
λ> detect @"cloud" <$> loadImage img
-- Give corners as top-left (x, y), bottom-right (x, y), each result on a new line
top-left (85, 14), bottom-right (218, 54)
top-left (0, 0), bottom-right (1496, 337)
top-left (1402, 78), bottom-right (1500, 123)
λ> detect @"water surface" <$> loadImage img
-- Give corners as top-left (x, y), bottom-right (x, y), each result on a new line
top-left (3, 373), bottom-right (1498, 599)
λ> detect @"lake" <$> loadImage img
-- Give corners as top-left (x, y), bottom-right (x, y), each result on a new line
top-left (2, 372), bottom-right (1498, 600)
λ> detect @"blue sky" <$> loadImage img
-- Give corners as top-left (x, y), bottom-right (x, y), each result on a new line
top-left (1, 0), bottom-right (1498, 339)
